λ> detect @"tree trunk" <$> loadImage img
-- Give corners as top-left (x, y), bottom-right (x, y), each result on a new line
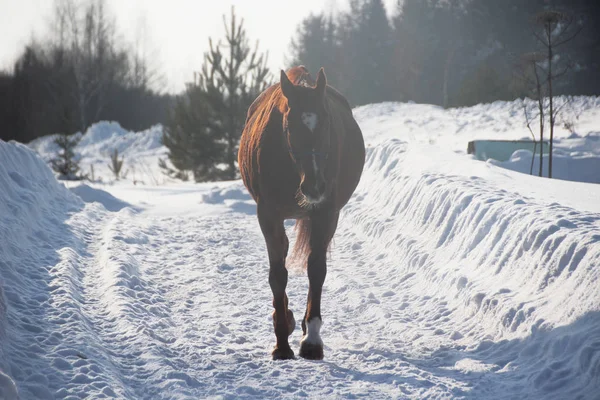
top-left (533, 63), bottom-right (544, 177)
top-left (442, 45), bottom-right (457, 109)
top-left (539, 101), bottom-right (544, 177)
top-left (227, 135), bottom-right (236, 180)
top-left (79, 86), bottom-right (87, 133)
top-left (547, 24), bottom-right (554, 179)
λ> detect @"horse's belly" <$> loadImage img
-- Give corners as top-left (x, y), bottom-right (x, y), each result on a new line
top-left (334, 134), bottom-right (365, 211)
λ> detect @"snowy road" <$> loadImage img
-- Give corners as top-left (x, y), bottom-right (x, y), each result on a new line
top-left (47, 182), bottom-right (472, 399)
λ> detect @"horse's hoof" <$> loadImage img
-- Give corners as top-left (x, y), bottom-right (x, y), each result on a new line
top-left (299, 342), bottom-right (324, 360)
top-left (272, 346), bottom-right (295, 360)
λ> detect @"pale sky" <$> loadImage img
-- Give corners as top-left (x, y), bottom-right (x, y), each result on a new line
top-left (0, 0), bottom-right (397, 93)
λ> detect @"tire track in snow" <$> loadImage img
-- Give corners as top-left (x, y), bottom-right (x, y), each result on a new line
top-left (65, 182), bottom-right (469, 399)
top-left (79, 208), bottom-right (184, 399)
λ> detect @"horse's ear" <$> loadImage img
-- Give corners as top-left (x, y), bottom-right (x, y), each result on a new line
top-left (316, 67), bottom-right (327, 97)
top-left (280, 70), bottom-right (294, 101)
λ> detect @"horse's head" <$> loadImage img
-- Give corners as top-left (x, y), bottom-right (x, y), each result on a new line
top-left (280, 67), bottom-right (330, 208)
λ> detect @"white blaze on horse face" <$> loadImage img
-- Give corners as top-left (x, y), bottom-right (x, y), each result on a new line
top-left (301, 112), bottom-right (318, 132)
top-left (301, 318), bottom-right (323, 346)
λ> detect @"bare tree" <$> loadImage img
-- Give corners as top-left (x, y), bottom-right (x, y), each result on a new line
top-left (522, 98), bottom-right (541, 176)
top-left (532, 10), bottom-right (581, 178)
top-left (49, 0), bottom-right (127, 133)
top-left (518, 51), bottom-right (546, 177)
top-left (516, 9), bottom-right (581, 178)
top-left (130, 13), bottom-right (164, 91)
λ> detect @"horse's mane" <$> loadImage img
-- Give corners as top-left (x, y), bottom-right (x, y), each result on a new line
top-left (243, 85), bottom-right (285, 165)
top-left (244, 67), bottom-right (308, 154)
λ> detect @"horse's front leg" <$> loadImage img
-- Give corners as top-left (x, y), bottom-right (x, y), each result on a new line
top-left (300, 210), bottom-right (339, 360)
top-left (258, 206), bottom-right (296, 360)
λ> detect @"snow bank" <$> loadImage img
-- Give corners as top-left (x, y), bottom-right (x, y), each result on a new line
top-left (354, 97), bottom-right (600, 146)
top-left (338, 132), bottom-right (600, 398)
top-left (355, 138), bottom-right (600, 329)
top-left (0, 370), bottom-right (19, 400)
top-left (69, 183), bottom-right (134, 212)
top-left (76, 122), bottom-right (164, 159)
top-left (0, 141), bottom-right (83, 398)
top-left (28, 121), bottom-right (164, 160)
top-left (29, 121), bottom-right (167, 184)
top-left (0, 140), bottom-right (135, 398)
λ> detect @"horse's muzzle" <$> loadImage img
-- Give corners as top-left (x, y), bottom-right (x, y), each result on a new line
top-left (300, 178), bottom-right (326, 204)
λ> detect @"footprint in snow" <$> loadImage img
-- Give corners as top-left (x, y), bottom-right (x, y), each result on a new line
top-left (367, 293), bottom-right (381, 304)
top-left (217, 323), bottom-right (231, 336)
top-left (218, 264), bottom-right (234, 272)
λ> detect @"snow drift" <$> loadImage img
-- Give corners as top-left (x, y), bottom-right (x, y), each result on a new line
top-left (341, 137), bottom-right (600, 397)
top-left (0, 141), bottom-right (82, 399)
top-left (0, 141), bottom-right (129, 398)
top-left (29, 121), bottom-right (167, 184)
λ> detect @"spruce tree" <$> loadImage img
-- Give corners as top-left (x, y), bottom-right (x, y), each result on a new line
top-left (162, 7), bottom-right (270, 181)
top-left (50, 134), bottom-right (81, 180)
top-left (162, 83), bottom-right (225, 181)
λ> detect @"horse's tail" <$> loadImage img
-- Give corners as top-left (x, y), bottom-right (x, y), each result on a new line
top-left (289, 218), bottom-right (311, 270)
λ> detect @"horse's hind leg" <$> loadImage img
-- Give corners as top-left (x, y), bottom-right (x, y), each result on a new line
top-left (258, 205), bottom-right (296, 360)
top-left (300, 210), bottom-right (339, 360)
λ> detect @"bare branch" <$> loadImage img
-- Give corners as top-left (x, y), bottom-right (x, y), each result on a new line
top-left (554, 24), bottom-right (584, 47)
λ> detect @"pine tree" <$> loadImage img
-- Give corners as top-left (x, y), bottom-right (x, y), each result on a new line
top-left (201, 7), bottom-right (270, 180)
top-left (454, 62), bottom-right (513, 106)
top-left (162, 7), bottom-right (270, 182)
top-left (108, 148), bottom-right (125, 179)
top-left (162, 83), bottom-right (225, 181)
top-left (50, 134), bottom-right (81, 180)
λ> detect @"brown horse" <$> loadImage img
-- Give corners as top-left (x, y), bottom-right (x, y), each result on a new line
top-left (238, 66), bottom-right (365, 360)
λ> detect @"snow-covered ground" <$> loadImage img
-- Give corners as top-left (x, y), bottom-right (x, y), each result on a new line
top-left (1, 97), bottom-right (599, 399)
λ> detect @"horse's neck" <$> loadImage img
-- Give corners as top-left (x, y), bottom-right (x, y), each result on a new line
top-left (325, 98), bottom-right (343, 145)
